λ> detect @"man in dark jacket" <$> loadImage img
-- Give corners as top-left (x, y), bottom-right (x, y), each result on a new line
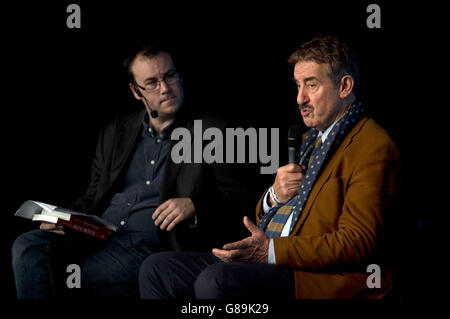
top-left (11, 41), bottom-right (255, 298)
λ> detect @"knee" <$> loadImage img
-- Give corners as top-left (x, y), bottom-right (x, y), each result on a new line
top-left (139, 252), bottom-right (177, 286)
top-left (11, 230), bottom-right (54, 268)
top-left (194, 263), bottom-right (230, 299)
top-left (139, 252), bottom-right (180, 299)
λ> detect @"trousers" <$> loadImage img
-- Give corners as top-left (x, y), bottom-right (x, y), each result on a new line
top-left (139, 251), bottom-right (295, 299)
top-left (11, 229), bottom-right (158, 298)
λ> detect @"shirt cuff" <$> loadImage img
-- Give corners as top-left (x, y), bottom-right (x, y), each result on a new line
top-left (188, 214), bottom-right (198, 229)
top-left (268, 238), bottom-right (276, 264)
top-left (262, 190), bottom-right (274, 214)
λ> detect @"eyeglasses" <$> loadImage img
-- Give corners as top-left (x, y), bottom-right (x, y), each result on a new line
top-left (135, 71), bottom-right (182, 93)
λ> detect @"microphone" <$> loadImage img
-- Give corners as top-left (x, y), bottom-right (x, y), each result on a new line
top-left (150, 109), bottom-right (159, 118)
top-left (136, 88), bottom-right (159, 118)
top-left (143, 97), bottom-right (159, 118)
top-left (287, 125), bottom-right (302, 164)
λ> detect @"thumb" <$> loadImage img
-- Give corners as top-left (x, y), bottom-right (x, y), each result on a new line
top-left (243, 216), bottom-right (259, 235)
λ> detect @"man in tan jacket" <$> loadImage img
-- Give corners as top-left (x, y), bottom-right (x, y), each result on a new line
top-left (139, 35), bottom-right (399, 299)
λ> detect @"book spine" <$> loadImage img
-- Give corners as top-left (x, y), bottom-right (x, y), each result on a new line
top-left (56, 219), bottom-right (109, 241)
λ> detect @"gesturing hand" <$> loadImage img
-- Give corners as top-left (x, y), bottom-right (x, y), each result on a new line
top-left (212, 216), bottom-right (269, 264)
top-left (152, 197), bottom-right (195, 231)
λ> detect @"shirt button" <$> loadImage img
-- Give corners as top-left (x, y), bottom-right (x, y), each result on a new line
top-left (127, 202), bottom-right (131, 206)
top-left (146, 180), bottom-right (151, 185)
top-left (120, 220), bottom-right (125, 225)
top-left (156, 138), bottom-right (161, 143)
top-left (148, 127), bottom-right (152, 133)
top-left (150, 160), bottom-right (155, 165)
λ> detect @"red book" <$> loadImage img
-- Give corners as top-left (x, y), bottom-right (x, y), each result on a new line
top-left (16, 200), bottom-right (117, 241)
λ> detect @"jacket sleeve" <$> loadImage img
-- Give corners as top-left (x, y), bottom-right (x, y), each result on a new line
top-left (191, 161), bottom-right (261, 243)
top-left (69, 127), bottom-right (106, 213)
top-left (170, 116), bottom-right (264, 250)
top-left (272, 138), bottom-right (399, 271)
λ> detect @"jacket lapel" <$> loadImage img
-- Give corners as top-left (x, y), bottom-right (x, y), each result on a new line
top-left (291, 117), bottom-right (369, 234)
top-left (159, 119), bottom-right (194, 202)
top-left (110, 109), bottom-right (145, 181)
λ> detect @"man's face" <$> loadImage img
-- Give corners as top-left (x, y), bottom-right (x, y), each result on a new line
top-left (131, 51), bottom-right (184, 119)
top-left (293, 61), bottom-right (346, 131)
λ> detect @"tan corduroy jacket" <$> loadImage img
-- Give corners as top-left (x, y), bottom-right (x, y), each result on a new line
top-left (256, 117), bottom-right (400, 298)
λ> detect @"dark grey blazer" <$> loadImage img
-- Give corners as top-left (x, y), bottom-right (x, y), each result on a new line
top-left (71, 107), bottom-right (257, 251)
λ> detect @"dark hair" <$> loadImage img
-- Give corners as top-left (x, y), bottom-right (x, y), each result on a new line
top-left (288, 35), bottom-right (360, 93)
top-left (122, 40), bottom-right (169, 83)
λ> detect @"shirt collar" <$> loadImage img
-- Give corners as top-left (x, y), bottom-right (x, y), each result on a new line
top-left (318, 120), bottom-right (337, 142)
top-left (142, 112), bottom-right (176, 140)
top-left (317, 104), bottom-right (354, 141)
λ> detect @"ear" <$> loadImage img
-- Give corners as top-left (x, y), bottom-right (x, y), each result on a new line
top-left (129, 83), bottom-right (142, 100)
top-left (338, 75), bottom-right (354, 99)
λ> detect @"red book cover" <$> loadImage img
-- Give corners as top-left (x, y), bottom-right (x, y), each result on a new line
top-left (56, 218), bottom-right (112, 241)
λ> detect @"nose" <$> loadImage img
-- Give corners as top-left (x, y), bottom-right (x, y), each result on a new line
top-left (159, 79), bottom-right (170, 94)
top-left (297, 86), bottom-right (309, 107)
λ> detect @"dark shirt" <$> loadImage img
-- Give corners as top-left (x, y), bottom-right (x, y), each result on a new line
top-left (101, 115), bottom-right (173, 248)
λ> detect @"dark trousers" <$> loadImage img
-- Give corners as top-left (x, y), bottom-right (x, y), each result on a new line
top-left (11, 229), bottom-right (157, 299)
top-left (139, 251), bottom-right (296, 299)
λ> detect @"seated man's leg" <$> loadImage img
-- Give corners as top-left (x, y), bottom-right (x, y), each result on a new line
top-left (80, 237), bottom-right (157, 298)
top-left (194, 262), bottom-right (295, 299)
top-left (139, 251), bottom-right (220, 299)
top-left (11, 229), bottom-right (103, 299)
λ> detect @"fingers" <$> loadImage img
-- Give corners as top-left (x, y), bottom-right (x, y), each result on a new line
top-left (159, 209), bottom-right (179, 230)
top-left (153, 198), bottom-right (195, 231)
top-left (152, 200), bottom-right (170, 221)
top-left (166, 215), bottom-right (183, 231)
top-left (153, 199), bottom-right (174, 229)
top-left (212, 248), bottom-right (245, 262)
top-left (222, 237), bottom-right (251, 250)
top-left (154, 205), bottom-right (175, 230)
top-left (283, 163), bottom-right (304, 173)
top-left (39, 222), bottom-right (65, 235)
top-left (40, 222), bottom-right (56, 230)
top-left (273, 164), bottom-right (307, 203)
top-left (243, 216), bottom-right (259, 235)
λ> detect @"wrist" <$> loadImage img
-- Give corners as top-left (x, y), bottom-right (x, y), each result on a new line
top-left (269, 186), bottom-right (284, 206)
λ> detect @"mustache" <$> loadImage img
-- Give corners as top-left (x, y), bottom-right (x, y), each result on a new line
top-left (160, 96), bottom-right (176, 103)
top-left (299, 104), bottom-right (314, 110)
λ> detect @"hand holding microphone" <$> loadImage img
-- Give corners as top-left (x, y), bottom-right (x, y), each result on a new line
top-left (269, 125), bottom-right (306, 206)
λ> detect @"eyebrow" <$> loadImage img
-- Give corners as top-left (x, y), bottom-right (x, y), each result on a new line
top-left (143, 69), bottom-right (177, 83)
top-left (293, 76), bottom-right (321, 84)
top-left (303, 76), bottom-right (320, 83)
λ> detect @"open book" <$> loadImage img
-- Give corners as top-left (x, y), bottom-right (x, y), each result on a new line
top-left (15, 200), bottom-right (117, 241)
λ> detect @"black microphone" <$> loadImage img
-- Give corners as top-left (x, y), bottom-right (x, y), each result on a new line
top-left (287, 125), bottom-right (302, 164)
top-left (143, 96), bottom-right (159, 118)
top-left (149, 109), bottom-right (159, 118)
top-left (136, 87), bottom-right (159, 118)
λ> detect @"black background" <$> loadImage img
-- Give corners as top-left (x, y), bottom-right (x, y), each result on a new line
top-left (1, 0), bottom-right (429, 307)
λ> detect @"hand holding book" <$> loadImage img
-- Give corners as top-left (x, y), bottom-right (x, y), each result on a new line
top-left (39, 221), bottom-right (65, 235)
top-left (16, 200), bottom-right (117, 241)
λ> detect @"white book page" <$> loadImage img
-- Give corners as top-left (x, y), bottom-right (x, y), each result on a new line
top-left (32, 214), bottom-right (58, 224)
top-left (40, 209), bottom-right (71, 221)
top-left (34, 201), bottom-right (58, 212)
